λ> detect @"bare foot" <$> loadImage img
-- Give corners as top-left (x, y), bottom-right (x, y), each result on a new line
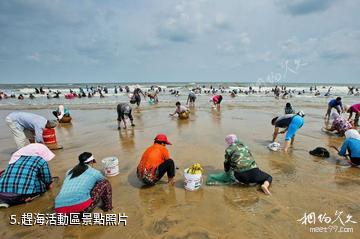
top-left (24, 197), bottom-right (33, 203)
top-left (168, 177), bottom-right (175, 186)
top-left (261, 183), bottom-right (271, 195)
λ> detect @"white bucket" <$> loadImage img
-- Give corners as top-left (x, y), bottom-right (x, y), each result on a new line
top-left (102, 157), bottom-right (119, 176)
top-left (184, 168), bottom-right (202, 191)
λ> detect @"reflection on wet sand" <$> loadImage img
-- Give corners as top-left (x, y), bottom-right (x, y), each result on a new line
top-left (0, 103), bottom-right (359, 239)
top-left (119, 129), bottom-right (136, 153)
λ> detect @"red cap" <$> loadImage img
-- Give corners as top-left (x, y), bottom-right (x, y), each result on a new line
top-left (154, 134), bottom-right (172, 145)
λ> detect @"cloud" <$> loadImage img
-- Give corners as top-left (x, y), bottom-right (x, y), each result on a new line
top-left (217, 33), bottom-right (251, 54)
top-left (280, 37), bottom-right (318, 59)
top-left (137, 38), bottom-right (162, 51)
top-left (275, 0), bottom-right (338, 15)
top-left (213, 13), bottom-right (232, 30)
top-left (279, 29), bottom-right (360, 62)
top-left (158, 17), bottom-right (195, 42)
top-left (26, 52), bottom-right (40, 62)
top-left (157, 1), bottom-right (203, 43)
top-left (318, 29), bottom-right (360, 60)
top-left (249, 51), bottom-right (273, 62)
top-left (157, 0), bottom-right (232, 43)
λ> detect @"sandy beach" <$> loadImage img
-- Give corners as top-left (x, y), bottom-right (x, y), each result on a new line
top-left (0, 98), bottom-right (359, 239)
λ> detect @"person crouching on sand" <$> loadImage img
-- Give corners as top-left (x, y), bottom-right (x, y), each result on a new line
top-left (137, 134), bottom-right (175, 186)
top-left (53, 105), bottom-right (70, 122)
top-left (323, 112), bottom-right (353, 136)
top-left (271, 111), bottom-right (305, 153)
top-left (224, 134), bottom-right (272, 195)
top-left (331, 129), bottom-right (360, 167)
top-left (284, 102), bottom-right (295, 114)
top-left (0, 144), bottom-right (55, 207)
top-left (169, 101), bottom-right (190, 119)
top-left (117, 103), bottom-right (135, 130)
top-left (55, 152), bottom-right (113, 214)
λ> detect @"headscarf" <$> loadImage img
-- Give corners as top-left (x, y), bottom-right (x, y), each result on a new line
top-left (225, 134), bottom-right (238, 147)
top-left (345, 129), bottom-right (360, 141)
top-left (58, 105), bottom-right (65, 120)
top-left (9, 143), bottom-right (55, 164)
top-left (331, 112), bottom-right (340, 120)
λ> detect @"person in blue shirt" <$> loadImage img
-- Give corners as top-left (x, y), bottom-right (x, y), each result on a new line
top-left (334, 129), bottom-right (360, 166)
top-left (55, 152), bottom-right (113, 214)
top-left (325, 97), bottom-right (344, 119)
top-left (271, 111), bottom-right (305, 153)
top-left (6, 112), bottom-right (58, 149)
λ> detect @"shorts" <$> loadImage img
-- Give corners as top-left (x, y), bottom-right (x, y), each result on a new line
top-left (285, 115), bottom-right (304, 141)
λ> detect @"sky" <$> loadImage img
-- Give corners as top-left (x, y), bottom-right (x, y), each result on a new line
top-left (0, 0), bottom-right (359, 84)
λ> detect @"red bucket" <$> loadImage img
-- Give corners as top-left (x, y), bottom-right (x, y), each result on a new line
top-left (43, 128), bottom-right (57, 145)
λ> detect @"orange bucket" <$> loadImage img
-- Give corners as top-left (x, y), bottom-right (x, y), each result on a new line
top-left (43, 128), bottom-right (57, 145)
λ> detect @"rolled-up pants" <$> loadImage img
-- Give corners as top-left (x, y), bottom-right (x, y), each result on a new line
top-left (6, 116), bottom-right (34, 149)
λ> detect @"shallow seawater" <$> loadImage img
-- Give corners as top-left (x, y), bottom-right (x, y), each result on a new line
top-left (0, 98), bottom-right (359, 239)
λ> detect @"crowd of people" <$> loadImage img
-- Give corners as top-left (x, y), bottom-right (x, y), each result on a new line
top-left (1, 84), bottom-right (359, 102)
top-left (0, 85), bottom-right (359, 217)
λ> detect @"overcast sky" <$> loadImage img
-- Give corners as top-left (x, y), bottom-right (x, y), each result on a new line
top-left (0, 0), bottom-right (359, 84)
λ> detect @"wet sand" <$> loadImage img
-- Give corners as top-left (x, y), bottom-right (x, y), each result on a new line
top-left (0, 100), bottom-right (359, 239)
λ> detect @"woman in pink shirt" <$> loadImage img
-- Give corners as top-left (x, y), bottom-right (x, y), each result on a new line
top-left (211, 95), bottom-right (223, 108)
top-left (345, 103), bottom-right (360, 126)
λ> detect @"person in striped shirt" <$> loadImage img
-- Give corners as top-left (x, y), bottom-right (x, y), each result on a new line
top-left (0, 144), bottom-right (55, 207)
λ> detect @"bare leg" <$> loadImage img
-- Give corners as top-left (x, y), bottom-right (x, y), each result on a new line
top-left (284, 140), bottom-right (291, 153)
top-left (290, 136), bottom-right (295, 146)
top-left (168, 177), bottom-right (175, 186)
top-left (325, 106), bottom-right (331, 119)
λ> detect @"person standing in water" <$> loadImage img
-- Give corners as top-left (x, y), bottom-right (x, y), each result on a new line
top-left (211, 95), bottom-right (223, 108)
top-left (223, 134), bottom-right (272, 195)
top-left (131, 86), bottom-right (146, 107)
top-left (325, 97), bottom-right (344, 119)
top-left (117, 103), bottom-right (135, 130)
top-left (271, 111), bottom-right (305, 153)
top-left (186, 91), bottom-right (197, 106)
